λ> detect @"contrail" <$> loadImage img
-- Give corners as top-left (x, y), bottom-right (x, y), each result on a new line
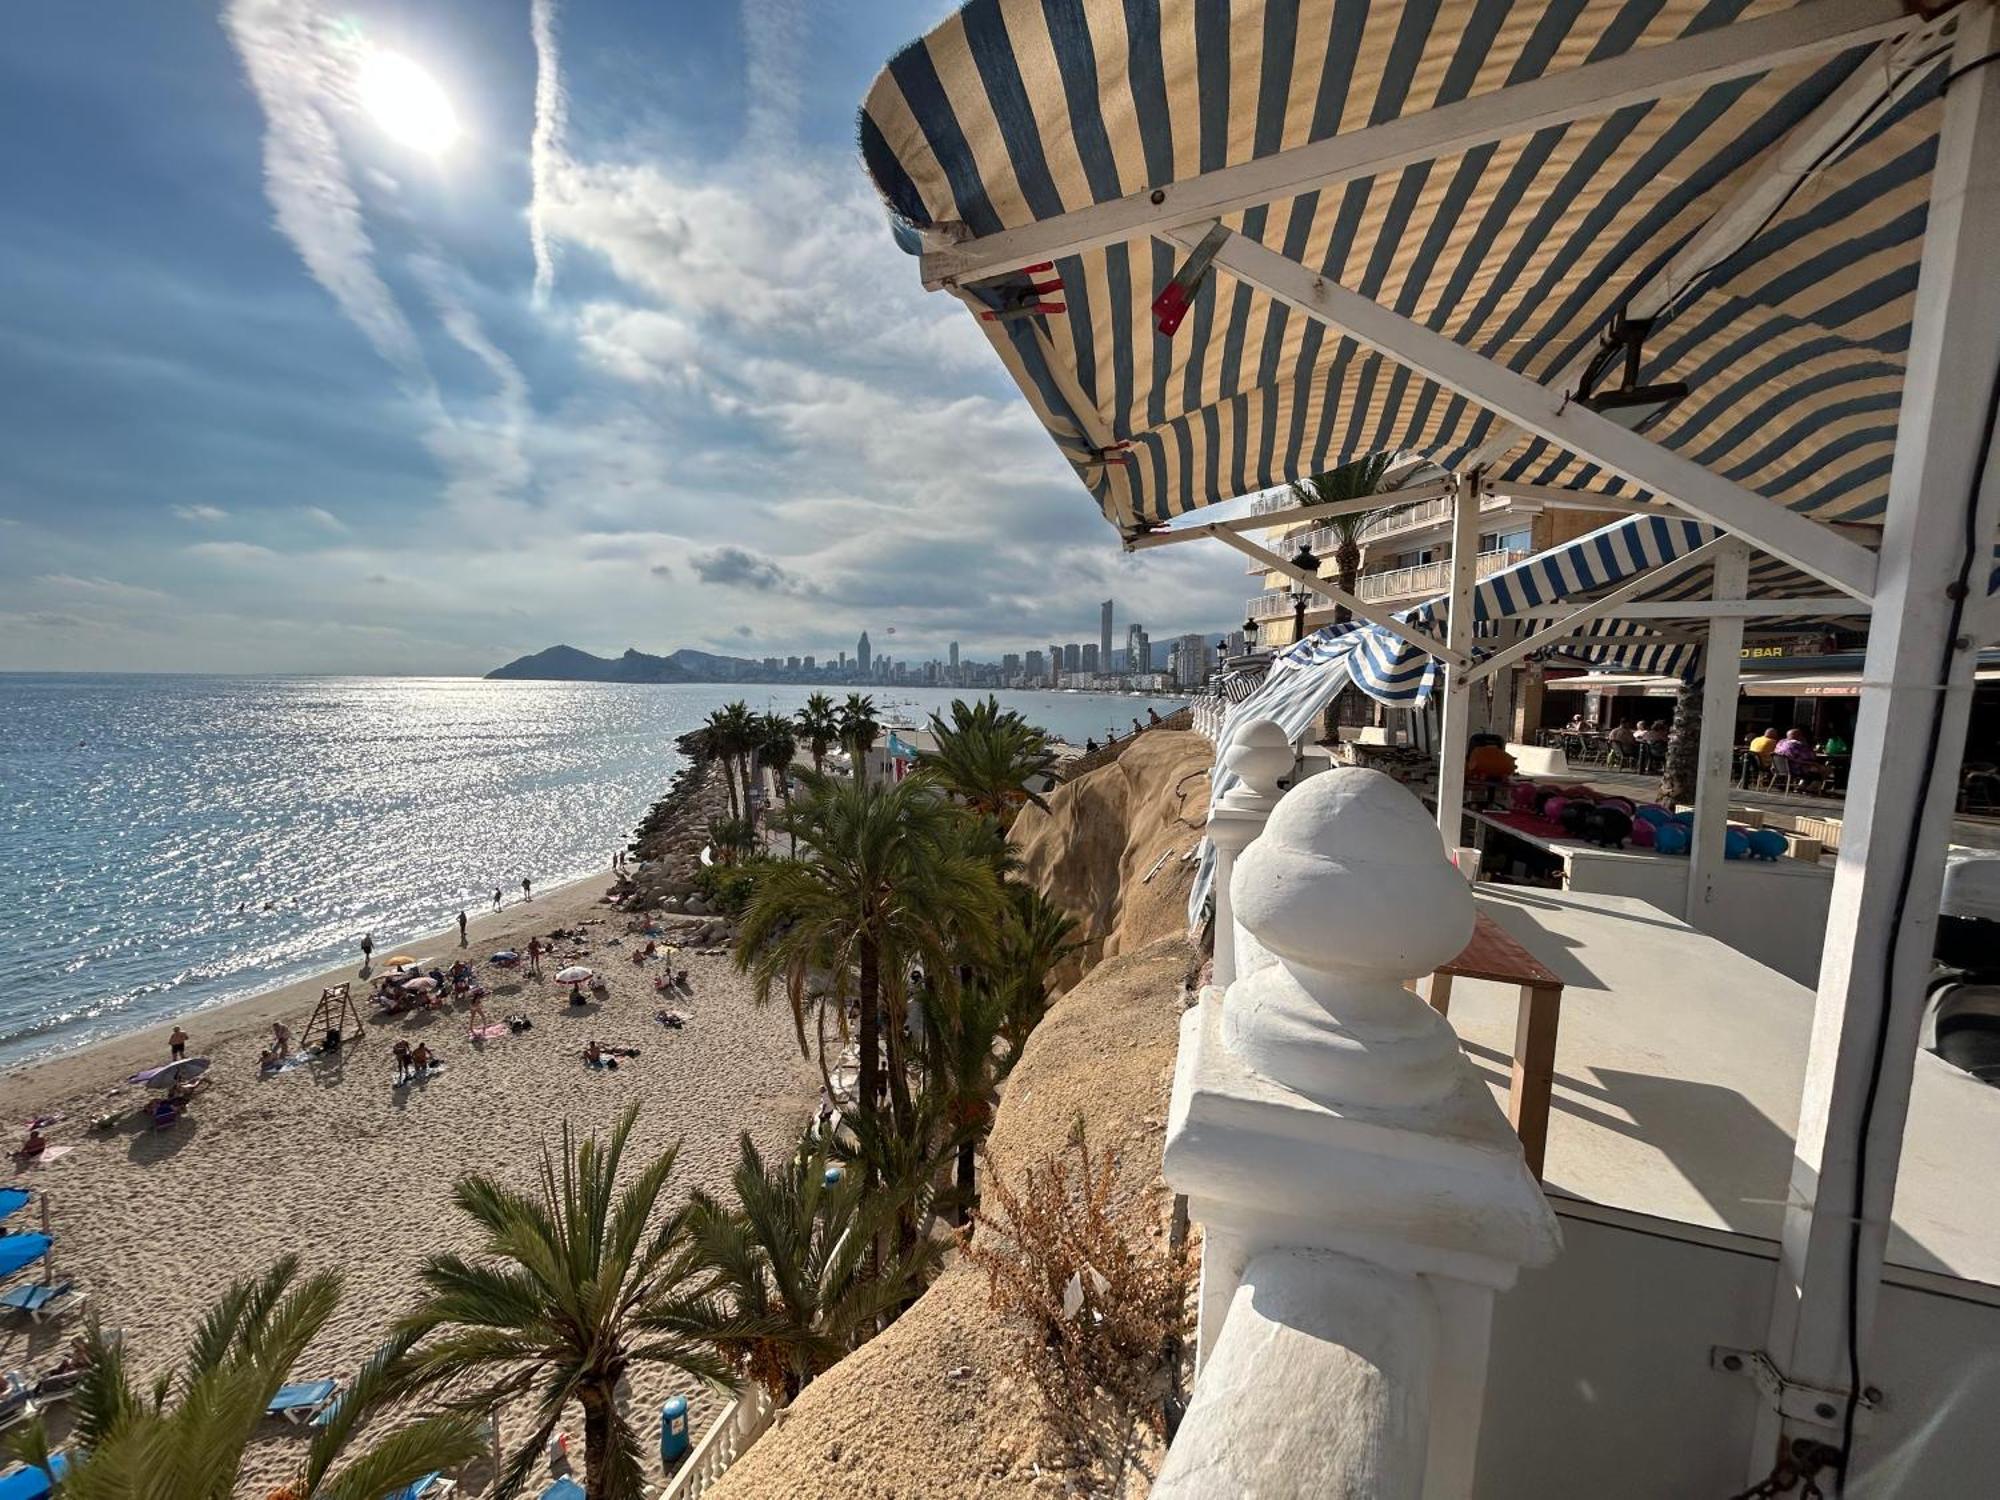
top-left (529, 0), bottom-right (566, 306)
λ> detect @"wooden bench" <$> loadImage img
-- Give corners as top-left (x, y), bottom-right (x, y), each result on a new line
top-left (1423, 913), bottom-right (1565, 1180)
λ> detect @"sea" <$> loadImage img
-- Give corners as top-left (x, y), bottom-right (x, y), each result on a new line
top-left (0, 675), bottom-right (1183, 1069)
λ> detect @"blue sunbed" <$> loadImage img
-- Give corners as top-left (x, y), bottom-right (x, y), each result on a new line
top-left (0, 1189), bottom-right (28, 1224)
top-left (539, 1480), bottom-right (584, 1500)
top-left (382, 1472), bottom-right (453, 1500)
top-left (0, 1454), bottom-right (69, 1500)
top-left (0, 1283), bottom-right (74, 1323)
top-left (267, 1378), bottom-right (339, 1423)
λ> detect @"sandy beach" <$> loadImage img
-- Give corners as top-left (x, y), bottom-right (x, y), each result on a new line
top-left (2, 872), bottom-right (818, 1492)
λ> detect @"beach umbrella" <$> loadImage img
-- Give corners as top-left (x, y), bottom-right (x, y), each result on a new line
top-left (555, 965), bottom-right (593, 986)
top-left (490, 949), bottom-right (518, 963)
top-left (0, 1232), bottom-right (52, 1279)
top-left (128, 1058), bottom-right (210, 1090)
top-left (401, 976), bottom-right (438, 994)
top-left (385, 953), bottom-right (419, 967)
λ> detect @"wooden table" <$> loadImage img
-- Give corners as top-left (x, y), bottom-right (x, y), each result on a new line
top-left (1424, 912), bottom-right (1564, 1179)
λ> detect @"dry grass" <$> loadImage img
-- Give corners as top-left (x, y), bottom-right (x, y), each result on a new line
top-left (963, 1120), bottom-right (1191, 1453)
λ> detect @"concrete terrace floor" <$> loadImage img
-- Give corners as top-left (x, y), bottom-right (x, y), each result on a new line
top-left (1443, 885), bottom-right (2000, 1287)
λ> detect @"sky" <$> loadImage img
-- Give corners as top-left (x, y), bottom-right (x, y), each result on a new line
top-left (0, 0), bottom-right (1253, 675)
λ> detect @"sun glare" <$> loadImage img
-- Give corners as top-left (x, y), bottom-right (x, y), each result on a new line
top-left (356, 49), bottom-right (460, 154)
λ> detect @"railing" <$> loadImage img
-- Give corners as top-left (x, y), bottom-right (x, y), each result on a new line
top-left (1357, 492), bottom-right (1454, 542)
top-left (1245, 589), bottom-right (1294, 620)
top-left (1056, 706), bottom-right (1194, 780)
top-left (1357, 547), bottom-right (1528, 604)
top-left (660, 1385), bottom-right (776, 1500)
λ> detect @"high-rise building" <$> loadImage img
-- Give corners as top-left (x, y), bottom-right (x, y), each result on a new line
top-left (1175, 632), bottom-right (1208, 688)
top-left (948, 641), bottom-right (960, 678)
top-left (1227, 629), bottom-right (1246, 658)
top-left (1024, 649), bottom-right (1044, 683)
top-left (1003, 652), bottom-right (1022, 679)
top-left (1127, 624), bottom-right (1151, 675)
top-left (1081, 642), bottom-right (1100, 673)
top-left (1099, 599), bottom-right (1113, 663)
top-left (1063, 642), bottom-right (1081, 673)
top-left (803, 655), bottom-right (815, 671)
top-left (838, 651), bottom-right (848, 670)
top-left (856, 631), bottom-right (872, 675)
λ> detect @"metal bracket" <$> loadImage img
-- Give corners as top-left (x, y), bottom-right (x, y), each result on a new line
top-left (1710, 1347), bottom-right (1880, 1428)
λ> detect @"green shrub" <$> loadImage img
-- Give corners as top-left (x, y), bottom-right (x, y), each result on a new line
top-left (693, 859), bottom-right (764, 915)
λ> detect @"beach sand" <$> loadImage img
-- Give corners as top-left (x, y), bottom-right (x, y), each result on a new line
top-left (2, 874), bottom-right (818, 1493)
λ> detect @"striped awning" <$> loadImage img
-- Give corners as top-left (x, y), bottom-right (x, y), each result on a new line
top-left (861, 0), bottom-right (1942, 534)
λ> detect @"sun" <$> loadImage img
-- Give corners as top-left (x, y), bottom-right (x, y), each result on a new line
top-left (356, 49), bottom-right (460, 154)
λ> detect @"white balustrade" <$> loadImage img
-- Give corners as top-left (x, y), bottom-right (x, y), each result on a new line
top-left (1159, 767), bottom-right (1561, 1500)
top-left (1206, 719), bottom-right (1293, 990)
top-left (659, 1385), bottom-right (776, 1500)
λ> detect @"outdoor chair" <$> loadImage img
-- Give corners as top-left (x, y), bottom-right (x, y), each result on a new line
top-left (0, 1374), bottom-right (30, 1432)
top-left (0, 1280), bottom-right (80, 1324)
top-left (1962, 763), bottom-right (2000, 813)
top-left (266, 1377), bottom-right (340, 1425)
top-left (538, 1481), bottom-right (584, 1500)
top-left (385, 1474), bottom-right (456, 1500)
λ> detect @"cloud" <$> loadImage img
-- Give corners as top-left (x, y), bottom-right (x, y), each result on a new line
top-left (742, 0), bottom-right (806, 153)
top-left (575, 302), bottom-right (699, 387)
top-left (649, 563), bottom-right (672, 579)
top-left (185, 540), bottom-right (280, 565)
top-left (172, 503), bottom-right (229, 523)
top-left (39, 574), bottom-right (172, 605)
top-left (222, 0), bottom-right (428, 383)
top-left (690, 545), bottom-right (816, 594)
top-left (300, 505), bottom-right (347, 531)
top-left (528, 0), bottom-right (566, 305)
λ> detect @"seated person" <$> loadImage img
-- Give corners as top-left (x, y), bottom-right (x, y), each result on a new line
top-left (12, 1125), bottom-right (47, 1159)
top-left (1820, 731), bottom-right (1850, 756)
top-left (1774, 728), bottom-right (1817, 773)
top-left (1465, 741), bottom-right (1516, 783)
top-left (410, 1041), bottom-right (435, 1075)
top-left (583, 1038), bottom-right (604, 1066)
top-left (1747, 726), bottom-right (1781, 770)
top-left (258, 1044), bottom-right (282, 1072)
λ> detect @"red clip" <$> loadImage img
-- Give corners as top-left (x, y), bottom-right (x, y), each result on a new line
top-left (981, 301), bottom-right (1067, 323)
top-left (1080, 442), bottom-right (1132, 469)
top-left (1152, 282), bottom-right (1195, 336)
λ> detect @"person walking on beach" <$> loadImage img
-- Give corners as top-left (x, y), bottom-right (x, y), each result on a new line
top-left (272, 1020), bottom-right (291, 1058)
top-left (168, 1025), bottom-right (188, 1062)
top-left (457, 909), bottom-right (468, 947)
top-left (522, 876), bottom-right (533, 901)
top-left (526, 936), bottom-right (543, 978)
top-left (359, 932), bottom-right (374, 975)
top-left (492, 887), bottom-right (502, 911)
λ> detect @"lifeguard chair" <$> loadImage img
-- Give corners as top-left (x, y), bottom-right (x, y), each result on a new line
top-left (304, 982), bottom-right (364, 1052)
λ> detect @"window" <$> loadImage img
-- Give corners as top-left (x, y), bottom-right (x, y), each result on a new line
top-left (1483, 527), bottom-right (1533, 554)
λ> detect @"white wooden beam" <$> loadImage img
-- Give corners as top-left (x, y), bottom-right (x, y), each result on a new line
top-left (1174, 224), bottom-right (1879, 601)
top-left (1514, 597), bottom-right (1870, 621)
top-left (920, 0), bottom-right (1919, 288)
top-left (1460, 538), bottom-right (1732, 684)
top-left (1760, 8), bottom-right (2000, 1483)
top-left (1209, 527), bottom-right (1470, 668)
top-left (1435, 480), bottom-right (1480, 845)
top-left (1457, 14), bottom-right (1956, 473)
top-left (1124, 479), bottom-right (1456, 551)
top-left (1686, 543), bottom-right (1749, 928)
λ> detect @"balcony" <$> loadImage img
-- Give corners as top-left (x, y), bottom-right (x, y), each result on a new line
top-left (1356, 547), bottom-right (1528, 604)
top-left (1245, 588), bottom-right (1294, 621)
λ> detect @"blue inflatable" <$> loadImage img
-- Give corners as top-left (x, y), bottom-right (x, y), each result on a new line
top-left (1653, 821), bottom-right (1692, 856)
top-left (1724, 827), bottom-right (1751, 860)
top-left (1746, 828), bottom-right (1789, 861)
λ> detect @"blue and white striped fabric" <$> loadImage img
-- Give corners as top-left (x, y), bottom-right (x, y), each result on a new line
top-left (862, 0), bottom-right (1942, 535)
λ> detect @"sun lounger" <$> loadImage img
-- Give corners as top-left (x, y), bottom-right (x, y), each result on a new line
top-left (0, 1281), bottom-right (80, 1324)
top-left (538, 1480), bottom-right (584, 1500)
top-left (0, 1373), bottom-right (32, 1431)
top-left (267, 1377), bottom-right (340, 1424)
top-left (382, 1472), bottom-right (456, 1500)
top-left (0, 1454), bottom-right (67, 1500)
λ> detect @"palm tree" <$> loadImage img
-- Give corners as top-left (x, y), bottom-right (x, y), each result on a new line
top-left (794, 693), bottom-right (840, 776)
top-left (1660, 675), bottom-right (1703, 806)
top-left (756, 713), bottom-right (799, 855)
top-left (914, 696), bottom-right (1058, 826)
top-left (1287, 452), bottom-right (1403, 626)
top-left (0, 1257), bottom-right (486, 1500)
top-left (703, 703), bottom-right (756, 821)
top-left (736, 772), bottom-right (1002, 1132)
top-left (677, 1130), bottom-right (947, 1403)
top-left (838, 693), bottom-right (881, 785)
top-left (915, 976), bottom-right (1012, 1222)
top-left (991, 886), bottom-right (1081, 1058)
top-left (399, 1105), bottom-right (733, 1500)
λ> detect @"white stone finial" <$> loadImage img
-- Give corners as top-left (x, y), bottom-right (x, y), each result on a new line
top-left (1222, 718), bottom-right (1293, 799)
top-left (1222, 767), bottom-right (1474, 1106)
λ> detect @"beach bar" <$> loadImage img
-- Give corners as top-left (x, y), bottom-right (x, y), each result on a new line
top-left (862, 0), bottom-right (2000, 1492)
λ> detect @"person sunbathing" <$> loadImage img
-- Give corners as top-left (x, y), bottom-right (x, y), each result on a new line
top-left (583, 1038), bottom-right (603, 1066)
top-left (12, 1126), bottom-right (47, 1159)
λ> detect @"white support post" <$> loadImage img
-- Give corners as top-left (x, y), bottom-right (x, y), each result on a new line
top-left (1434, 479), bottom-right (1479, 847)
top-left (1686, 542), bottom-right (1748, 928)
top-left (1758, 7), bottom-right (2000, 1489)
top-left (1167, 225), bottom-right (1878, 600)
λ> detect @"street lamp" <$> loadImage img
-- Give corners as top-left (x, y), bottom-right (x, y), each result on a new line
top-left (1289, 540), bottom-right (1320, 644)
top-left (1242, 614), bottom-right (1259, 648)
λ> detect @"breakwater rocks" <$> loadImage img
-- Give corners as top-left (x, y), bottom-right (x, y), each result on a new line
top-left (623, 740), bottom-right (733, 908)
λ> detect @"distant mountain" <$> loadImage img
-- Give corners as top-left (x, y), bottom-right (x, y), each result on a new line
top-left (485, 644), bottom-right (775, 683)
